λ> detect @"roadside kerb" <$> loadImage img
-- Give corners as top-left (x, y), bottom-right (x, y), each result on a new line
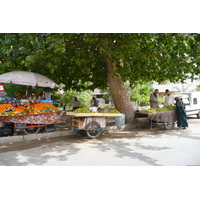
top-left (0, 123), bottom-right (142, 144)
top-left (0, 129), bottom-right (76, 144)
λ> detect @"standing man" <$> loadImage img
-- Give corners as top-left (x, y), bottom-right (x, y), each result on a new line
top-left (164, 89), bottom-right (174, 106)
top-left (150, 89), bottom-right (159, 108)
top-left (72, 96), bottom-right (80, 111)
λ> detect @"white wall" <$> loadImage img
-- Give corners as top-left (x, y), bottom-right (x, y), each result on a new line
top-left (152, 79), bottom-right (198, 92)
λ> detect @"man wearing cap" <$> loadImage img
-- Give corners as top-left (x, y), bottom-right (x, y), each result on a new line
top-left (72, 96), bottom-right (80, 111)
top-left (164, 89), bottom-right (174, 106)
top-left (150, 89), bottom-right (159, 108)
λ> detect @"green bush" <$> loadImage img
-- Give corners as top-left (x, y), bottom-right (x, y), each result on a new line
top-left (53, 88), bottom-right (92, 108)
top-left (130, 84), bottom-right (152, 106)
top-left (78, 91), bottom-right (93, 108)
top-left (158, 96), bottom-right (164, 105)
top-left (139, 96), bottom-right (150, 106)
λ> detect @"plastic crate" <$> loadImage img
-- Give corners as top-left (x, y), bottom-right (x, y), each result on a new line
top-left (0, 123), bottom-right (14, 137)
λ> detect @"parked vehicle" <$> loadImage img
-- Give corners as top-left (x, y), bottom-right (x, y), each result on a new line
top-left (174, 92), bottom-right (200, 118)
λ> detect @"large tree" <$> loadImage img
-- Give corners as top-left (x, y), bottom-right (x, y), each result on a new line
top-left (0, 33), bottom-right (200, 123)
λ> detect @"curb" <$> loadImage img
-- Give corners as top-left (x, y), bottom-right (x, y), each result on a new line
top-left (0, 123), bottom-right (144, 144)
top-left (0, 129), bottom-right (76, 144)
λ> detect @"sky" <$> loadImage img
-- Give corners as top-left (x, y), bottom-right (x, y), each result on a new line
top-left (1, 0), bottom-right (199, 33)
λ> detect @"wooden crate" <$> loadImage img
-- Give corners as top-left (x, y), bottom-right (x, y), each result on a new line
top-left (72, 118), bottom-right (85, 129)
top-left (71, 117), bottom-right (106, 129)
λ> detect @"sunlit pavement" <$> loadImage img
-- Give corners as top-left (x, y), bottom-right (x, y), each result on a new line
top-left (0, 118), bottom-right (199, 166)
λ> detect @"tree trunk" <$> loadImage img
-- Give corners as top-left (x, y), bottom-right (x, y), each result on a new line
top-left (106, 59), bottom-right (134, 123)
top-left (103, 38), bottom-right (134, 123)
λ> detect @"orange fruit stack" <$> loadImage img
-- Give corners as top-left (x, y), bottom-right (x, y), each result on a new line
top-left (31, 102), bottom-right (57, 110)
top-left (0, 102), bottom-right (58, 114)
top-left (0, 104), bottom-right (12, 112)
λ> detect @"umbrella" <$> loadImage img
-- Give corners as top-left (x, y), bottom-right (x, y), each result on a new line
top-left (0, 71), bottom-right (60, 89)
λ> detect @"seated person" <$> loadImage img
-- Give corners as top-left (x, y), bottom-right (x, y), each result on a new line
top-left (89, 97), bottom-right (99, 112)
top-left (72, 96), bottom-right (80, 111)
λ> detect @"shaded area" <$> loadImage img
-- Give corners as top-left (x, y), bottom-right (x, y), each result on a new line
top-left (89, 139), bottom-right (172, 166)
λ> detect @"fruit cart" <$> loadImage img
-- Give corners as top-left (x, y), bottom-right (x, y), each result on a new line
top-left (135, 110), bottom-right (177, 130)
top-left (66, 112), bottom-right (122, 139)
top-left (0, 71), bottom-right (63, 136)
top-left (0, 102), bottom-right (60, 136)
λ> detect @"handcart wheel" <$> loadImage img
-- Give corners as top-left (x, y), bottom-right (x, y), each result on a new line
top-left (23, 124), bottom-right (41, 134)
top-left (86, 121), bottom-right (101, 139)
top-left (163, 122), bottom-right (174, 130)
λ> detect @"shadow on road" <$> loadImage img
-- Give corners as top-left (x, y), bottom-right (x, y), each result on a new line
top-left (0, 117), bottom-right (199, 166)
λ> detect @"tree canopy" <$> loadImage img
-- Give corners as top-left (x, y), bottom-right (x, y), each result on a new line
top-left (1, 33), bottom-right (200, 90)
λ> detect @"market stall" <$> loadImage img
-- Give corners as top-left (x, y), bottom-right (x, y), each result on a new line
top-left (0, 102), bottom-right (59, 135)
top-left (135, 110), bottom-right (177, 129)
top-left (0, 71), bottom-right (63, 136)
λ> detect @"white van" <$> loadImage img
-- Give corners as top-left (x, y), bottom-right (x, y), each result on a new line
top-left (174, 92), bottom-right (200, 118)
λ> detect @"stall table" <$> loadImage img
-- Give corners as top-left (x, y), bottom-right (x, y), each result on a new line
top-left (0, 112), bottom-right (60, 135)
top-left (135, 110), bottom-right (177, 129)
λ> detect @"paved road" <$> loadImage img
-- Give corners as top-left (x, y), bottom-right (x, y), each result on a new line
top-left (0, 118), bottom-right (200, 166)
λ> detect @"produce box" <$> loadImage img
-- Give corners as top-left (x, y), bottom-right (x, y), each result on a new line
top-left (71, 117), bottom-right (106, 129)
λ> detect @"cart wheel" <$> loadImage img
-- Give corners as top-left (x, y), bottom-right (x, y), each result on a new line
top-left (163, 122), bottom-right (174, 130)
top-left (23, 124), bottom-right (41, 134)
top-left (86, 121), bottom-right (101, 139)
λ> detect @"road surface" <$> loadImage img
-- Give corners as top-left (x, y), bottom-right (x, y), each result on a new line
top-left (0, 118), bottom-right (200, 166)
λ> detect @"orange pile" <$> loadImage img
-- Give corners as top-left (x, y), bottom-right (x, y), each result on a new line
top-left (0, 102), bottom-right (58, 115)
top-left (30, 103), bottom-right (57, 110)
top-left (0, 104), bottom-right (13, 112)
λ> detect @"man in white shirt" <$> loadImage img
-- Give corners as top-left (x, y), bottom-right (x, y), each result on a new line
top-left (164, 89), bottom-right (174, 106)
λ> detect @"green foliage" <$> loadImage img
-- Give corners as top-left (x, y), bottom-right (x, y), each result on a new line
top-left (1, 33), bottom-right (200, 120)
top-left (54, 89), bottom-right (76, 106)
top-left (1, 33), bottom-right (200, 91)
top-left (78, 90), bottom-right (93, 108)
top-left (102, 93), bottom-right (111, 104)
top-left (130, 84), bottom-right (152, 106)
top-left (3, 83), bottom-right (27, 97)
top-left (197, 85), bottom-right (200, 92)
top-left (2, 83), bottom-right (47, 98)
top-left (53, 88), bottom-right (92, 108)
top-left (158, 96), bottom-right (165, 105)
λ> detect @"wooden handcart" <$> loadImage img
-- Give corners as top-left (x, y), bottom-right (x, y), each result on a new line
top-left (66, 112), bottom-right (121, 139)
